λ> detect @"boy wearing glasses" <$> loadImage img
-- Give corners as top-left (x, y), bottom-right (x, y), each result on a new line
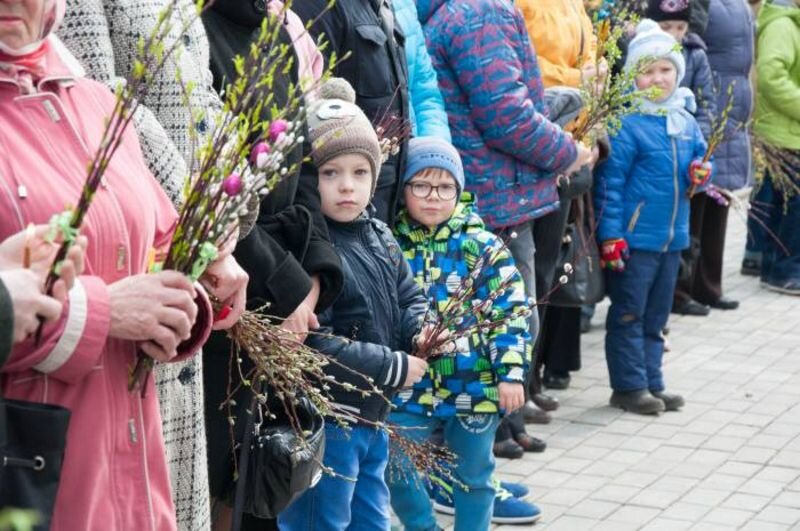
top-left (388, 137), bottom-right (533, 529)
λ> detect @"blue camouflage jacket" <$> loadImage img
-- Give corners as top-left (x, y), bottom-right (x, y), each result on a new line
top-left (392, 195), bottom-right (531, 417)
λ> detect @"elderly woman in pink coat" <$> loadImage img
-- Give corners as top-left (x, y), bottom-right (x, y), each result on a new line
top-left (0, 0), bottom-right (228, 528)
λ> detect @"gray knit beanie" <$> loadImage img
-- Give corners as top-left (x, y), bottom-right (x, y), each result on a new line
top-left (307, 78), bottom-right (382, 192)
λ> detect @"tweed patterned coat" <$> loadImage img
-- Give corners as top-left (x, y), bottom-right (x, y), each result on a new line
top-left (393, 197), bottom-right (531, 417)
top-left (59, 2), bottom-right (222, 529)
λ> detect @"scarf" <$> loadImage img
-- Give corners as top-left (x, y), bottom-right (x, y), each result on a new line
top-left (0, 0), bottom-right (65, 93)
top-left (637, 85), bottom-right (697, 137)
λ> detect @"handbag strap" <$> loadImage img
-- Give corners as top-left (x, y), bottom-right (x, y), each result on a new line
top-left (231, 380), bottom-right (263, 531)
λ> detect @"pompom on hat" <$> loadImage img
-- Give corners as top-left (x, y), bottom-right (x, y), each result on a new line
top-left (307, 78), bottom-right (382, 193)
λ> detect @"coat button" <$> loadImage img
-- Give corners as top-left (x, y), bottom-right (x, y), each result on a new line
top-left (182, 34), bottom-right (191, 47)
top-left (178, 366), bottom-right (195, 385)
top-left (253, 0), bottom-right (266, 13)
top-left (196, 119), bottom-right (208, 133)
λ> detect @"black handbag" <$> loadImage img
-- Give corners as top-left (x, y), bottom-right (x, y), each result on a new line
top-left (550, 195), bottom-right (606, 307)
top-left (232, 385), bottom-right (326, 528)
top-left (0, 397), bottom-right (71, 529)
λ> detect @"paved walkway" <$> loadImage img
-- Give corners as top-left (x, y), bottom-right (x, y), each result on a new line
top-left (434, 203), bottom-right (800, 530)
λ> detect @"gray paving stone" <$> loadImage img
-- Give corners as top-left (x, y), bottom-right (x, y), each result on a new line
top-left (755, 506), bottom-right (800, 526)
top-left (605, 505), bottom-right (660, 526)
top-left (589, 485), bottom-right (641, 504)
top-left (721, 493), bottom-right (773, 512)
top-left (700, 507), bottom-right (755, 527)
top-left (665, 501), bottom-right (711, 522)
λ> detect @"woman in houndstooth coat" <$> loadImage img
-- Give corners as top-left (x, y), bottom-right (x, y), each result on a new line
top-left (58, 1), bottom-right (250, 529)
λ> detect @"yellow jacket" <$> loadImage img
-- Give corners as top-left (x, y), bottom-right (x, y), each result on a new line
top-left (516, 0), bottom-right (597, 88)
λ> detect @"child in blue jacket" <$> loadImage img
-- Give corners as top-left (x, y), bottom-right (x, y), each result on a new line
top-left (594, 20), bottom-right (711, 415)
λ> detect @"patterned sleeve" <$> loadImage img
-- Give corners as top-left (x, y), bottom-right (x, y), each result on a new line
top-left (473, 235), bottom-right (532, 384)
top-left (445, 5), bottom-right (577, 176)
top-left (60, 0), bottom-right (189, 206)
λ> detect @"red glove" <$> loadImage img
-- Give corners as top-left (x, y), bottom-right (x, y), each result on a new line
top-left (689, 160), bottom-right (712, 186)
top-left (600, 238), bottom-right (629, 272)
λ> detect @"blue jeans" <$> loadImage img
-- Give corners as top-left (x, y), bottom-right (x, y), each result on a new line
top-left (758, 169), bottom-right (800, 285)
top-left (278, 425), bottom-right (390, 531)
top-left (745, 175), bottom-right (775, 260)
top-left (605, 250), bottom-right (681, 392)
top-left (386, 412), bottom-right (499, 531)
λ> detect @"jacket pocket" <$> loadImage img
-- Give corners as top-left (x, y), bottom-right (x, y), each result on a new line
top-left (627, 201), bottom-right (645, 233)
top-left (354, 24), bottom-right (393, 98)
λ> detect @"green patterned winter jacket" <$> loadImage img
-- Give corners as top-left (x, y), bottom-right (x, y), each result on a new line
top-left (392, 195), bottom-right (532, 417)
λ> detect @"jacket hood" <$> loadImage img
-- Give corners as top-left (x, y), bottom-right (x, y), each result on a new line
top-left (682, 32), bottom-right (708, 50)
top-left (396, 192), bottom-right (484, 240)
top-left (758, 2), bottom-right (800, 34)
top-left (416, 0), bottom-right (448, 24)
top-left (211, 0), bottom-right (270, 28)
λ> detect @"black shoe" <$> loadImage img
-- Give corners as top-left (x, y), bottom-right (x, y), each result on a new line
top-left (543, 370), bottom-right (571, 390)
top-left (672, 299), bottom-right (711, 316)
top-left (741, 258), bottom-right (761, 276)
top-left (709, 297), bottom-right (739, 310)
top-left (531, 393), bottom-right (560, 412)
top-left (493, 439), bottom-right (524, 459)
top-left (651, 390), bottom-right (685, 411)
top-left (580, 315), bottom-right (591, 334)
top-left (610, 390), bottom-right (665, 415)
top-left (521, 402), bottom-right (552, 424)
top-left (514, 433), bottom-right (547, 453)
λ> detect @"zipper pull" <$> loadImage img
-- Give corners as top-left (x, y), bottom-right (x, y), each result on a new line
top-left (17, 185), bottom-right (27, 199)
top-left (117, 245), bottom-right (127, 271)
top-left (128, 418), bottom-right (138, 443)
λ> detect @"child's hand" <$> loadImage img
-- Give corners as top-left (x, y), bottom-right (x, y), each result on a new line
top-left (403, 356), bottom-right (429, 388)
top-left (689, 160), bottom-right (712, 186)
top-left (414, 325), bottom-right (453, 355)
top-left (498, 382), bottom-right (525, 413)
top-left (600, 238), bottom-right (629, 272)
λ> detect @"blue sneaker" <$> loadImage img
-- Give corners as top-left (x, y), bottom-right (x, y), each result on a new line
top-left (492, 487), bottom-right (542, 524)
top-left (431, 479), bottom-right (455, 515)
top-left (493, 477), bottom-right (530, 499)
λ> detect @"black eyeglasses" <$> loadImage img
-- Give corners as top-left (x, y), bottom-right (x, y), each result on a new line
top-left (406, 181), bottom-right (459, 200)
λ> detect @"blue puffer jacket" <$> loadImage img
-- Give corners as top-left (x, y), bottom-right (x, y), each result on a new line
top-left (703, 0), bottom-right (754, 190)
top-left (682, 32), bottom-right (717, 139)
top-left (594, 113), bottom-right (708, 253)
top-left (308, 214), bottom-right (428, 424)
top-left (393, 0), bottom-right (451, 141)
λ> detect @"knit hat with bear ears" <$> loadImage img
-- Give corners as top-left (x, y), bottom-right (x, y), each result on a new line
top-left (307, 78), bottom-right (382, 194)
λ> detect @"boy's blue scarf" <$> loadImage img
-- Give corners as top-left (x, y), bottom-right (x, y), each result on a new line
top-left (637, 86), bottom-right (697, 137)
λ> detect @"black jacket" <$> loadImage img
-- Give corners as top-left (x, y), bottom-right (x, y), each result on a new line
top-left (309, 215), bottom-right (427, 424)
top-left (293, 0), bottom-right (410, 223)
top-left (201, 2), bottom-right (344, 504)
top-left (0, 279), bottom-right (11, 367)
top-left (202, 2), bottom-right (343, 318)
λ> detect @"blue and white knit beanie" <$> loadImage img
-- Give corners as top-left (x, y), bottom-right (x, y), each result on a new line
top-left (403, 136), bottom-right (465, 193)
top-left (624, 19), bottom-right (686, 85)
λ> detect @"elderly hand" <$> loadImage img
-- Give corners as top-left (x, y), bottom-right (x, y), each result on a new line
top-left (201, 255), bottom-right (248, 330)
top-left (281, 276), bottom-right (321, 342)
top-left (0, 269), bottom-right (63, 343)
top-left (564, 142), bottom-right (594, 176)
top-left (0, 225), bottom-right (87, 287)
top-left (108, 271), bottom-right (198, 362)
top-left (498, 382), bottom-right (525, 413)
